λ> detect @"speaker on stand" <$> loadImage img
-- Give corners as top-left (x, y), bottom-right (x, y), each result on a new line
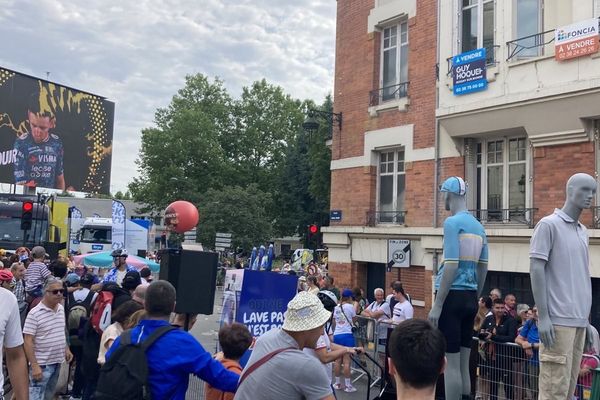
top-left (158, 248), bottom-right (219, 330)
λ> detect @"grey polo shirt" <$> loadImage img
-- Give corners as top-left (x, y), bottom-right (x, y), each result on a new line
top-left (235, 328), bottom-right (333, 400)
top-left (530, 208), bottom-right (591, 328)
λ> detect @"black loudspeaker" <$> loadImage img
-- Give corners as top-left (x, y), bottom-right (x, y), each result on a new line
top-left (158, 249), bottom-right (218, 315)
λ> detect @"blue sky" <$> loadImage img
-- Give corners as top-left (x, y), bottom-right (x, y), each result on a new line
top-left (0, 0), bottom-right (336, 192)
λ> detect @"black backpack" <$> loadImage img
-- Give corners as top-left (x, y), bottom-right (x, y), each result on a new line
top-left (66, 290), bottom-right (95, 346)
top-left (94, 325), bottom-right (176, 400)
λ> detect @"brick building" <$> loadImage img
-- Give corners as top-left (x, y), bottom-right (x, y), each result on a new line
top-left (324, 0), bottom-right (600, 323)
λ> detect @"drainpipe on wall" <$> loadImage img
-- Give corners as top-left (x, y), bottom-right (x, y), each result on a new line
top-left (433, 0), bottom-right (441, 229)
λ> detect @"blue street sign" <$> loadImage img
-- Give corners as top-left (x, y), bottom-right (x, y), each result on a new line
top-left (452, 48), bottom-right (488, 96)
top-left (330, 210), bottom-right (342, 221)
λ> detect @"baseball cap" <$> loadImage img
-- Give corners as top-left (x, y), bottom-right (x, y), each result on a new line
top-left (80, 273), bottom-right (95, 285)
top-left (440, 176), bottom-right (467, 196)
top-left (139, 267), bottom-right (152, 278)
top-left (0, 269), bottom-right (14, 282)
top-left (341, 288), bottom-right (354, 298)
top-left (31, 246), bottom-right (46, 259)
top-left (122, 270), bottom-right (142, 291)
top-left (65, 273), bottom-right (80, 286)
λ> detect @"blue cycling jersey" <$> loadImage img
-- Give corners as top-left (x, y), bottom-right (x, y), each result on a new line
top-left (13, 133), bottom-right (64, 188)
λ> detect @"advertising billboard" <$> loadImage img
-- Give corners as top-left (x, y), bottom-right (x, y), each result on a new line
top-left (0, 67), bottom-right (114, 193)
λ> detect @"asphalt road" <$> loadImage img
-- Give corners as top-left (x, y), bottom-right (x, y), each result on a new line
top-left (188, 287), bottom-right (379, 400)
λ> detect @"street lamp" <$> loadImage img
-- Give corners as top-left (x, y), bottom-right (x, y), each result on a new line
top-left (302, 109), bottom-right (343, 139)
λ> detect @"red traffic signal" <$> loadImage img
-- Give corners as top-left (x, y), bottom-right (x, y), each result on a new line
top-left (309, 224), bottom-right (319, 234)
top-left (21, 201), bottom-right (34, 231)
top-left (22, 201), bottom-right (33, 212)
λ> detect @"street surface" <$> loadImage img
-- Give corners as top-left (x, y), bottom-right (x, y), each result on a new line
top-left (188, 287), bottom-right (378, 400)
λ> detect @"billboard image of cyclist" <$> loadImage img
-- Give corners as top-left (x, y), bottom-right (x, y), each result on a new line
top-left (14, 93), bottom-right (65, 189)
top-left (0, 67), bottom-right (114, 193)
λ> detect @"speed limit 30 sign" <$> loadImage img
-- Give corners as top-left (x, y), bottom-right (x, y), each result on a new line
top-left (388, 239), bottom-right (410, 268)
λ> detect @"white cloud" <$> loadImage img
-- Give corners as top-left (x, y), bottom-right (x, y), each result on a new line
top-left (0, 0), bottom-right (336, 192)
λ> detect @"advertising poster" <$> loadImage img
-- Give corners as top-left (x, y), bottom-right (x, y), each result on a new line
top-left (0, 67), bottom-right (114, 193)
top-left (236, 270), bottom-right (298, 337)
top-left (220, 269), bottom-right (245, 327)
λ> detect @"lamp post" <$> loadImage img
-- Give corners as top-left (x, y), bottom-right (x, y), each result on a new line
top-left (302, 109), bottom-right (342, 140)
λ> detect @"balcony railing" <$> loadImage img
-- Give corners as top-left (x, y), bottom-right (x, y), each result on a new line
top-left (470, 208), bottom-right (537, 228)
top-left (593, 207), bottom-right (600, 229)
top-left (369, 82), bottom-right (409, 107)
top-left (506, 29), bottom-right (555, 61)
top-left (366, 210), bottom-right (407, 226)
top-left (446, 45), bottom-right (500, 77)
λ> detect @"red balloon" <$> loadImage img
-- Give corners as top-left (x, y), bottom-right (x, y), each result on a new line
top-left (164, 201), bottom-right (199, 233)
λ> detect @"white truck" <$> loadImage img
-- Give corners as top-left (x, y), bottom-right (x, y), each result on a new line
top-left (71, 217), bottom-right (156, 255)
top-left (75, 217), bottom-right (112, 253)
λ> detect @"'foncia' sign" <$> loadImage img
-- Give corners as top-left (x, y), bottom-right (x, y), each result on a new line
top-left (555, 19), bottom-right (599, 61)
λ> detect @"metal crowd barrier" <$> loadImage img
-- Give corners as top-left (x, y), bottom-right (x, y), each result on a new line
top-left (185, 374), bottom-right (206, 400)
top-left (473, 337), bottom-right (596, 400)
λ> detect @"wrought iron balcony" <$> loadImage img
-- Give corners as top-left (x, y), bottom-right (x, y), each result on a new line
top-left (506, 29), bottom-right (555, 61)
top-left (369, 82), bottom-right (409, 107)
top-left (592, 207), bottom-right (600, 229)
top-left (366, 210), bottom-right (407, 226)
top-left (469, 208), bottom-right (537, 228)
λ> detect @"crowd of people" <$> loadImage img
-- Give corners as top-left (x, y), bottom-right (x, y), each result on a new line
top-left (2, 245), bottom-right (597, 400)
top-left (471, 288), bottom-right (600, 400)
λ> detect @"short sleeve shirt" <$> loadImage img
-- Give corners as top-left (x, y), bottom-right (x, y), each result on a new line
top-left (530, 209), bottom-right (591, 327)
top-left (392, 301), bottom-right (414, 323)
top-left (333, 303), bottom-right (356, 335)
top-left (303, 329), bottom-right (333, 381)
top-left (14, 132), bottom-right (64, 188)
top-left (23, 302), bottom-right (66, 365)
top-left (0, 288), bottom-right (24, 396)
top-left (24, 261), bottom-right (52, 292)
top-left (435, 211), bottom-right (488, 291)
top-left (235, 328), bottom-right (332, 400)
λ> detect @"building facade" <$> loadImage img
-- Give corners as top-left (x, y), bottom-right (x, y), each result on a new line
top-left (325, 0), bottom-right (600, 322)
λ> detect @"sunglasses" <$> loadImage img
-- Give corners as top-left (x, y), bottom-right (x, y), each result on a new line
top-left (49, 289), bottom-right (64, 295)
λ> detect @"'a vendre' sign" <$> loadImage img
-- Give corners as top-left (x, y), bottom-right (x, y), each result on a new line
top-left (452, 48), bottom-right (487, 96)
top-left (555, 18), bottom-right (599, 61)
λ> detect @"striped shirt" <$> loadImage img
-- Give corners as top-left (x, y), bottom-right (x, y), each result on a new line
top-left (24, 261), bottom-right (51, 292)
top-left (23, 302), bottom-right (66, 365)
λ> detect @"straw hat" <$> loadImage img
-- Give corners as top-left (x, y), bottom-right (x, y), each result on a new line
top-left (282, 291), bottom-right (332, 332)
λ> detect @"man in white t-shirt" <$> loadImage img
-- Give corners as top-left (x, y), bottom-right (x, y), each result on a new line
top-left (362, 288), bottom-right (392, 350)
top-left (392, 285), bottom-right (414, 323)
top-left (0, 286), bottom-right (29, 399)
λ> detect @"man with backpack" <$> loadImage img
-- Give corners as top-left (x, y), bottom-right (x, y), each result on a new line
top-left (98, 280), bottom-right (239, 399)
top-left (66, 273), bottom-right (96, 400)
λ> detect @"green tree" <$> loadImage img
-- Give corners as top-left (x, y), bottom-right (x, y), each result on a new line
top-left (197, 185), bottom-right (273, 251)
top-left (129, 74), bottom-right (232, 211)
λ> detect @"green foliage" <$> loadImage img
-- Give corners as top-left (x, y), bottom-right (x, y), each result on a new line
top-left (197, 185), bottom-right (273, 251)
top-left (129, 73), bottom-right (332, 250)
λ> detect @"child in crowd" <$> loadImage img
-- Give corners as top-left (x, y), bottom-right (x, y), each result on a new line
top-left (205, 322), bottom-right (253, 400)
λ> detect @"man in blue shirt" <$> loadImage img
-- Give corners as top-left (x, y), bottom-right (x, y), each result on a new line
top-left (516, 307), bottom-right (540, 400)
top-left (428, 176), bottom-right (488, 400)
top-left (105, 280), bottom-right (239, 399)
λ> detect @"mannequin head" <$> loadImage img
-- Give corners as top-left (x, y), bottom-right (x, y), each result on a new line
top-left (565, 173), bottom-right (597, 210)
top-left (440, 176), bottom-right (467, 215)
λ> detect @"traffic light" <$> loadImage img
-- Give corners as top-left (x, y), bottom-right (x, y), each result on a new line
top-left (309, 224), bottom-right (319, 235)
top-left (307, 224), bottom-right (320, 250)
top-left (21, 201), bottom-right (33, 231)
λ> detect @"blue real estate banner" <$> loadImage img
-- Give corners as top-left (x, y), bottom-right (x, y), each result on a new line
top-left (452, 48), bottom-right (487, 95)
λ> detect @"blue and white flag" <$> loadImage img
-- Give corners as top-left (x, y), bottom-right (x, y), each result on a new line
top-left (69, 207), bottom-right (82, 219)
top-left (111, 200), bottom-right (126, 250)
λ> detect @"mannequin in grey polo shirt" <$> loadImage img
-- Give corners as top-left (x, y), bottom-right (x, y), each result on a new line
top-left (530, 173), bottom-right (597, 400)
